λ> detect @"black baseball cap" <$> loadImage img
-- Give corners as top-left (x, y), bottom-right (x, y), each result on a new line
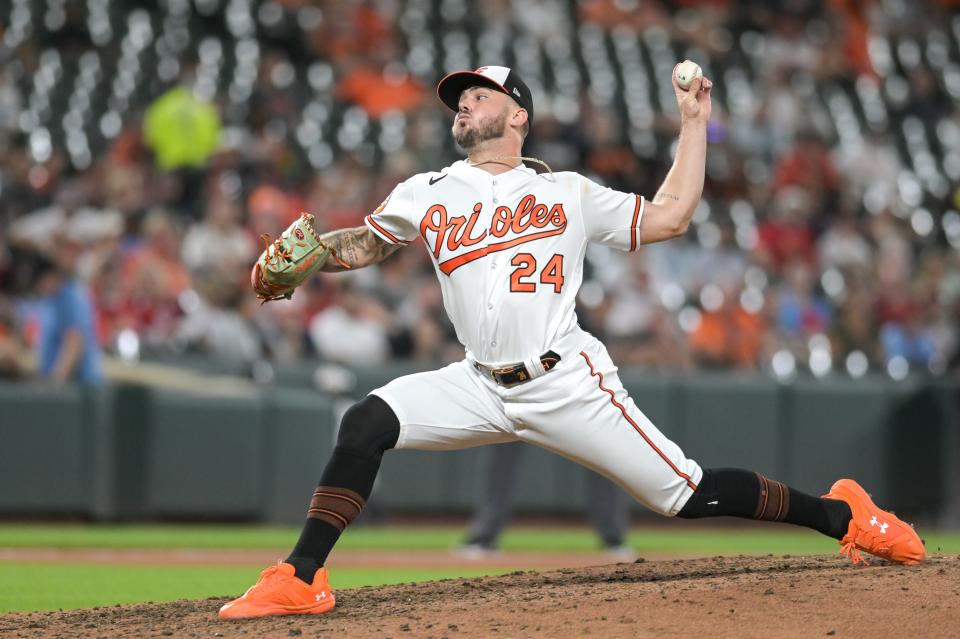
top-left (437, 65), bottom-right (534, 121)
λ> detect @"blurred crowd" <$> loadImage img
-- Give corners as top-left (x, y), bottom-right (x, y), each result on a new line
top-left (1, 0), bottom-right (959, 385)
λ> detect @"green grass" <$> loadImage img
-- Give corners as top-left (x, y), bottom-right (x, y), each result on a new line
top-left (0, 563), bottom-right (504, 613)
top-left (1, 523), bottom-right (958, 555)
top-left (1, 523), bottom-right (958, 613)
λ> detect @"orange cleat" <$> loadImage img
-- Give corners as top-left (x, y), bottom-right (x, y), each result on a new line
top-left (218, 562), bottom-right (335, 619)
top-left (822, 479), bottom-right (925, 565)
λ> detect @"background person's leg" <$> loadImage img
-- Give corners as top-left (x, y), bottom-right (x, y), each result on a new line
top-left (463, 442), bottom-right (526, 549)
top-left (584, 470), bottom-right (629, 550)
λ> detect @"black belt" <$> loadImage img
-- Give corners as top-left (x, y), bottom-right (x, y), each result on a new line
top-left (473, 350), bottom-right (561, 388)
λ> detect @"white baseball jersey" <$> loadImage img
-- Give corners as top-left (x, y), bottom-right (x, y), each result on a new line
top-left (365, 160), bottom-right (702, 517)
top-left (364, 160), bottom-right (645, 364)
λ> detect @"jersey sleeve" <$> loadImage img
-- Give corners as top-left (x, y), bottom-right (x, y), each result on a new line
top-left (580, 175), bottom-right (645, 252)
top-left (364, 180), bottom-right (419, 245)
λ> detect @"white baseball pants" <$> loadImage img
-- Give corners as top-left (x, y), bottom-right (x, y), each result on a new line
top-left (371, 328), bottom-right (702, 516)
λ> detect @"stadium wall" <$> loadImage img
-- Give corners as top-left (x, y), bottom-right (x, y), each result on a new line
top-left (0, 370), bottom-right (956, 524)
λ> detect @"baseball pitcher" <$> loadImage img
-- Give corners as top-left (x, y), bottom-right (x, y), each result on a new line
top-left (220, 64), bottom-right (924, 619)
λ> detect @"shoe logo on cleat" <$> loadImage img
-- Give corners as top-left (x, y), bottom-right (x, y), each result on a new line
top-left (869, 516), bottom-right (889, 534)
top-left (315, 592), bottom-right (327, 601)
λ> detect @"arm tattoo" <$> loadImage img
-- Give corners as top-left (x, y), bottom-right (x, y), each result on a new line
top-left (655, 192), bottom-right (680, 202)
top-left (318, 226), bottom-right (402, 272)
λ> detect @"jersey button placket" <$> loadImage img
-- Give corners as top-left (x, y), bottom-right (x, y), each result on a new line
top-left (489, 179), bottom-right (497, 268)
top-left (478, 176), bottom-right (497, 358)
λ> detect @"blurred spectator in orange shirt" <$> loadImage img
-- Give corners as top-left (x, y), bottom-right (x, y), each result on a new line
top-left (337, 62), bottom-right (425, 118)
top-left (332, 13), bottom-right (424, 120)
top-left (691, 288), bottom-right (765, 370)
top-left (828, 0), bottom-right (876, 78)
top-left (304, 1), bottom-right (393, 60)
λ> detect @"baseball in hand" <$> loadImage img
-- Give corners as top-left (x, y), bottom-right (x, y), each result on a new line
top-left (675, 60), bottom-right (703, 91)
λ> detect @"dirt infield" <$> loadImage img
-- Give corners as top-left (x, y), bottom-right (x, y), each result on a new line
top-left (2, 554), bottom-right (958, 638)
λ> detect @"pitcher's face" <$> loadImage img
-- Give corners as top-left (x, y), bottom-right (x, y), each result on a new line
top-left (451, 86), bottom-right (512, 150)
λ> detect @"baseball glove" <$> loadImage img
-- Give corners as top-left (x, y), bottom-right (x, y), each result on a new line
top-left (250, 213), bottom-right (346, 303)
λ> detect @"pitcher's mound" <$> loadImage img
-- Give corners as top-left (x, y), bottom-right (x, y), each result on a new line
top-left (4, 554), bottom-right (957, 638)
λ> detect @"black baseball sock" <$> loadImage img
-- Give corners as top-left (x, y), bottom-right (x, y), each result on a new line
top-left (286, 447), bottom-right (383, 582)
top-left (286, 396), bottom-right (400, 583)
top-left (676, 468), bottom-right (852, 540)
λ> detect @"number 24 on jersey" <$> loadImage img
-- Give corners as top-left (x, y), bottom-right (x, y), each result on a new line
top-left (510, 253), bottom-right (564, 293)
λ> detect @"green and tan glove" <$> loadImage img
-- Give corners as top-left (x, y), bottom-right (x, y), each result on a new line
top-left (250, 213), bottom-right (347, 303)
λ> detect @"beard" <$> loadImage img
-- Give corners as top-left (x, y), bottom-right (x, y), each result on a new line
top-left (452, 110), bottom-right (508, 150)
